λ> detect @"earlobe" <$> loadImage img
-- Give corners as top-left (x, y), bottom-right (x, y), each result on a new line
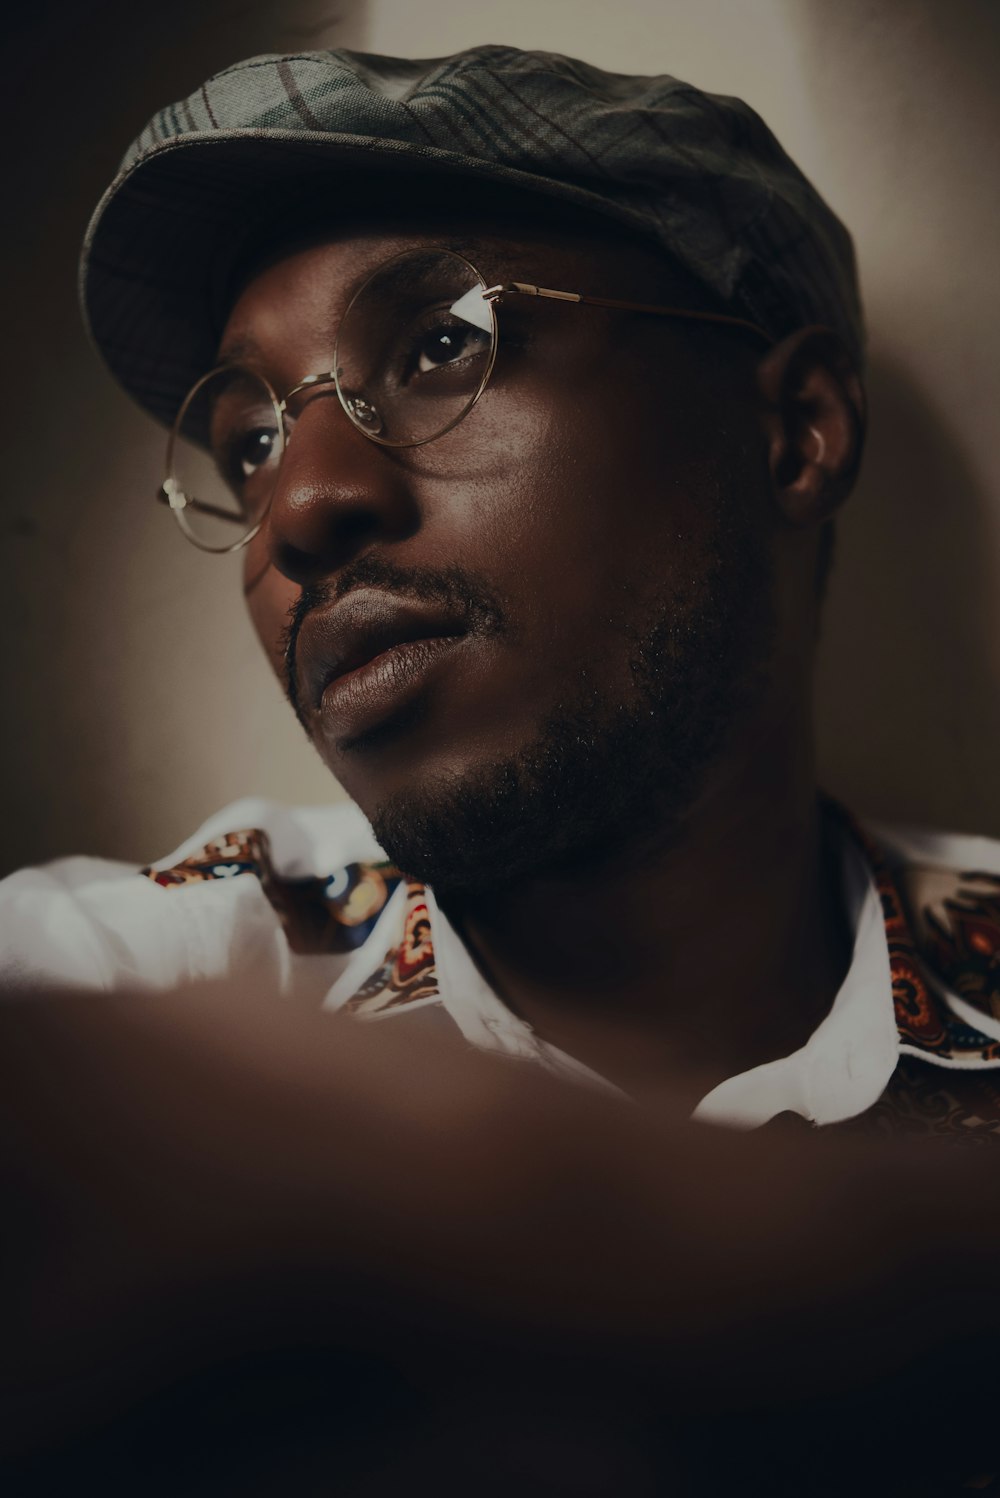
top-left (757, 325), bottom-right (866, 528)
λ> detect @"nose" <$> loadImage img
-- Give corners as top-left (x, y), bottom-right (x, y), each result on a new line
top-left (263, 390), bottom-right (419, 586)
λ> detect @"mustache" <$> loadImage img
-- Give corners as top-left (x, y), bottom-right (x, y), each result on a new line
top-left (281, 554), bottom-right (508, 729)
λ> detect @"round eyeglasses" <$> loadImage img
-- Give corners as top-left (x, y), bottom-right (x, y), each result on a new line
top-left (160, 245), bottom-right (770, 553)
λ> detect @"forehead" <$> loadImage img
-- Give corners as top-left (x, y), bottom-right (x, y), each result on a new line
top-left (216, 196), bottom-right (699, 366)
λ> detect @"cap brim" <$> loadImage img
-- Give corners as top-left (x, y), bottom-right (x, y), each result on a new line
top-left (80, 129), bottom-right (640, 429)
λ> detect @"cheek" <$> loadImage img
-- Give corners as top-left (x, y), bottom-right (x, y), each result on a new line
top-left (456, 365), bottom-right (713, 644)
top-left (242, 543), bottom-right (298, 678)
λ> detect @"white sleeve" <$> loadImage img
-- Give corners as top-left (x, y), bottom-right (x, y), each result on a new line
top-left (0, 797), bottom-right (381, 999)
top-left (0, 856), bottom-right (154, 992)
top-left (0, 852), bottom-right (305, 997)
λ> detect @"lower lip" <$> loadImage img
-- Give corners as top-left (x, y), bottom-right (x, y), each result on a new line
top-left (318, 635), bottom-right (465, 744)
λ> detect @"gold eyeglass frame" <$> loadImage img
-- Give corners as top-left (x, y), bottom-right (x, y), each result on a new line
top-left (159, 246), bottom-right (771, 554)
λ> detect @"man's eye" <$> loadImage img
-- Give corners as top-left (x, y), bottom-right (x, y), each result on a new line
top-left (411, 321), bottom-right (490, 375)
top-left (235, 426), bottom-right (279, 480)
top-left (213, 423), bottom-right (279, 491)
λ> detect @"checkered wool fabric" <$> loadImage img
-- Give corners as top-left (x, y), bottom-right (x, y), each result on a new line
top-left (80, 44), bottom-right (864, 428)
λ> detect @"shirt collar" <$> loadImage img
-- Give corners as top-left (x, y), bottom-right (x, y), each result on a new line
top-left (300, 802), bottom-right (1000, 1123)
top-left (139, 794), bottom-right (1000, 1116)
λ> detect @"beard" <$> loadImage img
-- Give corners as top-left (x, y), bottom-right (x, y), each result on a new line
top-left (366, 499), bottom-right (776, 902)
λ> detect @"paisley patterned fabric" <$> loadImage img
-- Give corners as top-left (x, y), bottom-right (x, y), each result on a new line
top-left (822, 803), bottom-right (1000, 1136)
top-left (339, 882), bottom-right (439, 1018)
top-left (828, 803), bottom-right (1000, 1068)
top-left (899, 864), bottom-right (1000, 1024)
top-left (848, 1055), bottom-right (1000, 1141)
top-left (143, 829), bottom-right (404, 957)
top-left (145, 801), bottom-right (1000, 1134)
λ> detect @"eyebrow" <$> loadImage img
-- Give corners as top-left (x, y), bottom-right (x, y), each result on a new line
top-left (215, 237), bottom-right (522, 366)
top-left (216, 333), bottom-right (263, 365)
top-left (444, 235), bottom-right (492, 260)
top-left (445, 237), bottom-right (521, 276)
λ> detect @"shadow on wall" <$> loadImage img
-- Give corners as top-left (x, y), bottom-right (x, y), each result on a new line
top-left (818, 352), bottom-right (1000, 837)
top-left (792, 0), bottom-right (1000, 836)
top-left (0, 0), bottom-right (371, 878)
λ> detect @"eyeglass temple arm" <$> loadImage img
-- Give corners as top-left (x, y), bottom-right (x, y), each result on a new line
top-left (156, 483), bottom-right (245, 526)
top-left (483, 281), bottom-right (770, 344)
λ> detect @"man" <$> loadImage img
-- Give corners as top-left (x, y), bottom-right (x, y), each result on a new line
top-left (5, 43), bottom-right (1000, 1494)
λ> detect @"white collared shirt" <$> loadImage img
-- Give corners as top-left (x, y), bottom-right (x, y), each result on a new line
top-left (3, 797), bottom-right (1000, 1128)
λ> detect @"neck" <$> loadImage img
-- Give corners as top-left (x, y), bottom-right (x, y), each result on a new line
top-left (444, 702), bottom-right (852, 1102)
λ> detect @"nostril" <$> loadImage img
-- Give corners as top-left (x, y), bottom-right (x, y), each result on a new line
top-left (271, 537), bottom-right (316, 585)
top-left (270, 508), bottom-right (388, 585)
top-left (337, 509), bottom-right (384, 550)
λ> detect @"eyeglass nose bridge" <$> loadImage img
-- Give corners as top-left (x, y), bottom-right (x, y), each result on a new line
top-left (279, 370), bottom-right (386, 443)
top-left (278, 371), bottom-right (337, 437)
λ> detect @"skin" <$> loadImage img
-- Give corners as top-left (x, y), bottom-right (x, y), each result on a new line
top-left (227, 208), bottom-right (865, 1098)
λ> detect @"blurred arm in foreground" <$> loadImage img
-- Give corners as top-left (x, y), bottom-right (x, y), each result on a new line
top-left (3, 980), bottom-right (997, 1495)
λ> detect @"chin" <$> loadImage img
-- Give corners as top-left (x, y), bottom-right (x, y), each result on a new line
top-left (362, 706), bottom-right (699, 901)
top-left (344, 523), bottom-right (776, 898)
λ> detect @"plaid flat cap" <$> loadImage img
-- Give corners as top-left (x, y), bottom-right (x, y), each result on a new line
top-left (80, 43), bottom-right (865, 428)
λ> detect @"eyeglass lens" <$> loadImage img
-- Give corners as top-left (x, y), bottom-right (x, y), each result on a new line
top-left (166, 248), bottom-right (496, 551)
top-left (334, 247), bottom-right (495, 446)
top-left (169, 366), bottom-right (283, 551)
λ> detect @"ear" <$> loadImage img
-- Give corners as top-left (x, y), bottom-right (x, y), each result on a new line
top-left (756, 326), bottom-right (866, 527)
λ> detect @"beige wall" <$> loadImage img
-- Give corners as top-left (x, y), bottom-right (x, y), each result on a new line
top-left (3, 0), bottom-right (998, 876)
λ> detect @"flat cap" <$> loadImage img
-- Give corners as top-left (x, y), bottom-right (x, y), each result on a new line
top-left (81, 43), bottom-right (865, 428)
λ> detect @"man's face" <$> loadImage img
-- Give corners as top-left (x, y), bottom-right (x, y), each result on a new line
top-left (225, 212), bottom-right (777, 896)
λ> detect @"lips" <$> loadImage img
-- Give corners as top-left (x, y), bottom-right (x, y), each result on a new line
top-left (296, 589), bottom-right (471, 738)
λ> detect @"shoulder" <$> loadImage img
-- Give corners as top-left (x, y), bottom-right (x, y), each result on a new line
top-left (0, 797), bottom-right (393, 996)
